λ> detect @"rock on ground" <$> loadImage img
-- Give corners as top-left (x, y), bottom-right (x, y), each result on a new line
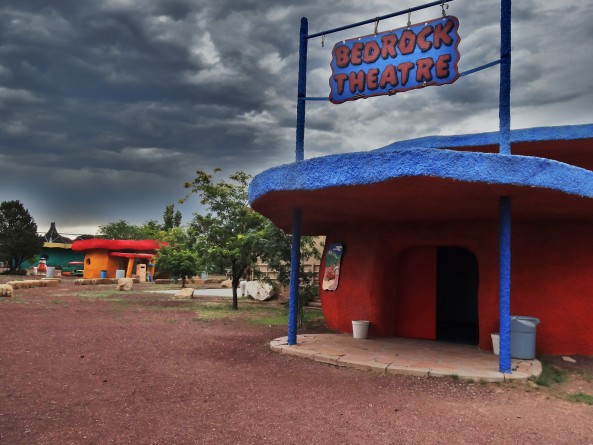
top-left (0, 284), bottom-right (13, 297)
top-left (174, 287), bottom-right (194, 299)
top-left (245, 281), bottom-right (275, 301)
top-left (116, 278), bottom-right (134, 291)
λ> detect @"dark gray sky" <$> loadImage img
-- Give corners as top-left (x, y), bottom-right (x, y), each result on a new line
top-left (1, 0), bottom-right (592, 235)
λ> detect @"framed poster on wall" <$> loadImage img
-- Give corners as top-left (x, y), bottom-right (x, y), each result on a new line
top-left (322, 243), bottom-right (343, 291)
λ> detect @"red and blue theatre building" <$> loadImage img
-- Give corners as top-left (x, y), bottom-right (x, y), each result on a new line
top-left (249, 123), bottom-right (593, 357)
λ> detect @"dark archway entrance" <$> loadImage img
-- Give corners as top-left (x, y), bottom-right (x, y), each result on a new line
top-left (436, 247), bottom-right (479, 345)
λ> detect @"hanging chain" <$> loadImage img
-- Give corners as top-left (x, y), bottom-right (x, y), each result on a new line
top-left (441, 0), bottom-right (449, 17)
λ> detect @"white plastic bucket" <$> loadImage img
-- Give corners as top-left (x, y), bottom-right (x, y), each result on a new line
top-left (46, 266), bottom-right (55, 278)
top-left (491, 333), bottom-right (500, 355)
top-left (352, 320), bottom-right (370, 339)
top-left (115, 269), bottom-right (126, 279)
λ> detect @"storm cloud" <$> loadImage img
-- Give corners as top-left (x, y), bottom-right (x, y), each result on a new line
top-left (1, 0), bottom-right (592, 235)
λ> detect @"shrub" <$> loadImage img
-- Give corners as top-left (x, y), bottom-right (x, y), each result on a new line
top-left (1, 268), bottom-right (27, 276)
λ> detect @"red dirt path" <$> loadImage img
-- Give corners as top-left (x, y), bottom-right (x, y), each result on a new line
top-left (1, 280), bottom-right (592, 444)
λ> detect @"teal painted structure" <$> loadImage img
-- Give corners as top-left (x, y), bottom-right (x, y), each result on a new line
top-left (23, 244), bottom-right (84, 270)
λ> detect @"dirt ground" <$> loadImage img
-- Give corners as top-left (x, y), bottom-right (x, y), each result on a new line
top-left (1, 278), bottom-right (593, 445)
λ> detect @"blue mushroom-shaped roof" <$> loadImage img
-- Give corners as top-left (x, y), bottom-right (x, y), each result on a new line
top-left (249, 124), bottom-right (593, 233)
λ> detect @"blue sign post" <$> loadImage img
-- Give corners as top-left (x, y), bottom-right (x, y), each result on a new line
top-left (498, 0), bottom-right (512, 375)
top-left (287, 17), bottom-right (309, 346)
top-left (288, 0), bottom-right (513, 376)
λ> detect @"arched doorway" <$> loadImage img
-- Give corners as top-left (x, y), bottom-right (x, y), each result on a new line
top-left (394, 246), bottom-right (479, 345)
top-left (436, 247), bottom-right (479, 345)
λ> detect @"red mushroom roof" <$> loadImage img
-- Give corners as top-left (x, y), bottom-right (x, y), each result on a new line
top-left (109, 252), bottom-right (157, 259)
top-left (71, 239), bottom-right (166, 251)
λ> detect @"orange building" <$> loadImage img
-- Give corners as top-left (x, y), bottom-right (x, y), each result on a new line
top-left (71, 239), bottom-right (165, 280)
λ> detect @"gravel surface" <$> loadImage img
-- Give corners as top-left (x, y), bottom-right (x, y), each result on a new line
top-left (1, 279), bottom-right (592, 444)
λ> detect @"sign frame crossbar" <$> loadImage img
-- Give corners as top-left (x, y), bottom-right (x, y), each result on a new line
top-left (307, 0), bottom-right (455, 40)
top-left (289, 1), bottom-right (513, 377)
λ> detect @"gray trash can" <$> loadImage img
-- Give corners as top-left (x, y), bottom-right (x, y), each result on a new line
top-left (511, 316), bottom-right (540, 359)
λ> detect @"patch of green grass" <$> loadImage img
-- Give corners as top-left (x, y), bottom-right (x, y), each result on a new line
top-left (154, 306), bottom-right (195, 312)
top-left (565, 392), bottom-right (593, 405)
top-left (73, 291), bottom-right (325, 329)
top-left (188, 301), bottom-right (294, 323)
top-left (78, 290), bottom-right (119, 299)
top-left (106, 298), bottom-right (130, 305)
top-left (51, 300), bottom-right (63, 304)
top-left (250, 308), bottom-right (325, 327)
top-left (450, 374), bottom-right (460, 381)
top-left (303, 310), bottom-right (325, 322)
top-left (77, 291), bottom-right (132, 309)
top-left (249, 310), bottom-right (288, 326)
top-left (0, 296), bottom-right (25, 304)
top-left (244, 304), bottom-right (288, 326)
top-left (535, 362), bottom-right (568, 387)
top-left (194, 302), bottom-right (248, 321)
top-left (254, 313), bottom-right (289, 326)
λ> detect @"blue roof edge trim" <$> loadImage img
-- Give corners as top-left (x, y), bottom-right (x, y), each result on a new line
top-left (375, 123), bottom-right (593, 152)
top-left (249, 125), bottom-right (593, 205)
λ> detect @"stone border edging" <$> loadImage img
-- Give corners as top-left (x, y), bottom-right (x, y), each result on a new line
top-left (75, 278), bottom-right (140, 285)
top-left (7, 279), bottom-right (61, 289)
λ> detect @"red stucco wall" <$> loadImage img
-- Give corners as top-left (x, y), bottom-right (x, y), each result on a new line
top-left (510, 222), bottom-right (593, 355)
top-left (319, 228), bottom-right (388, 335)
top-left (320, 220), bottom-right (593, 355)
top-left (394, 247), bottom-right (436, 340)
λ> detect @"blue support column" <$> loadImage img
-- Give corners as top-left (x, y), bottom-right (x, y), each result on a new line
top-left (287, 18), bottom-right (308, 345)
top-left (499, 197), bottom-right (512, 373)
top-left (498, 0), bottom-right (512, 374)
top-left (287, 209), bottom-right (302, 345)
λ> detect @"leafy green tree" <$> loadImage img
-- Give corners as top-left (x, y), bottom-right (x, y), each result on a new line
top-left (97, 219), bottom-right (164, 241)
top-left (256, 222), bottom-right (322, 328)
top-left (257, 222), bottom-right (320, 287)
top-left (98, 204), bottom-right (183, 241)
top-left (0, 200), bottom-right (44, 273)
top-left (173, 210), bottom-right (182, 228)
top-left (182, 169), bottom-right (321, 311)
top-left (163, 204), bottom-right (182, 230)
top-left (141, 220), bottom-right (163, 240)
top-left (183, 169), bottom-right (275, 309)
top-left (162, 226), bottom-right (190, 246)
top-left (156, 246), bottom-right (200, 288)
top-left (97, 220), bottom-right (148, 240)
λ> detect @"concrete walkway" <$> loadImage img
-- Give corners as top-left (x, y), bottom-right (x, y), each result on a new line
top-left (271, 334), bottom-right (542, 382)
top-left (146, 288), bottom-right (235, 297)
